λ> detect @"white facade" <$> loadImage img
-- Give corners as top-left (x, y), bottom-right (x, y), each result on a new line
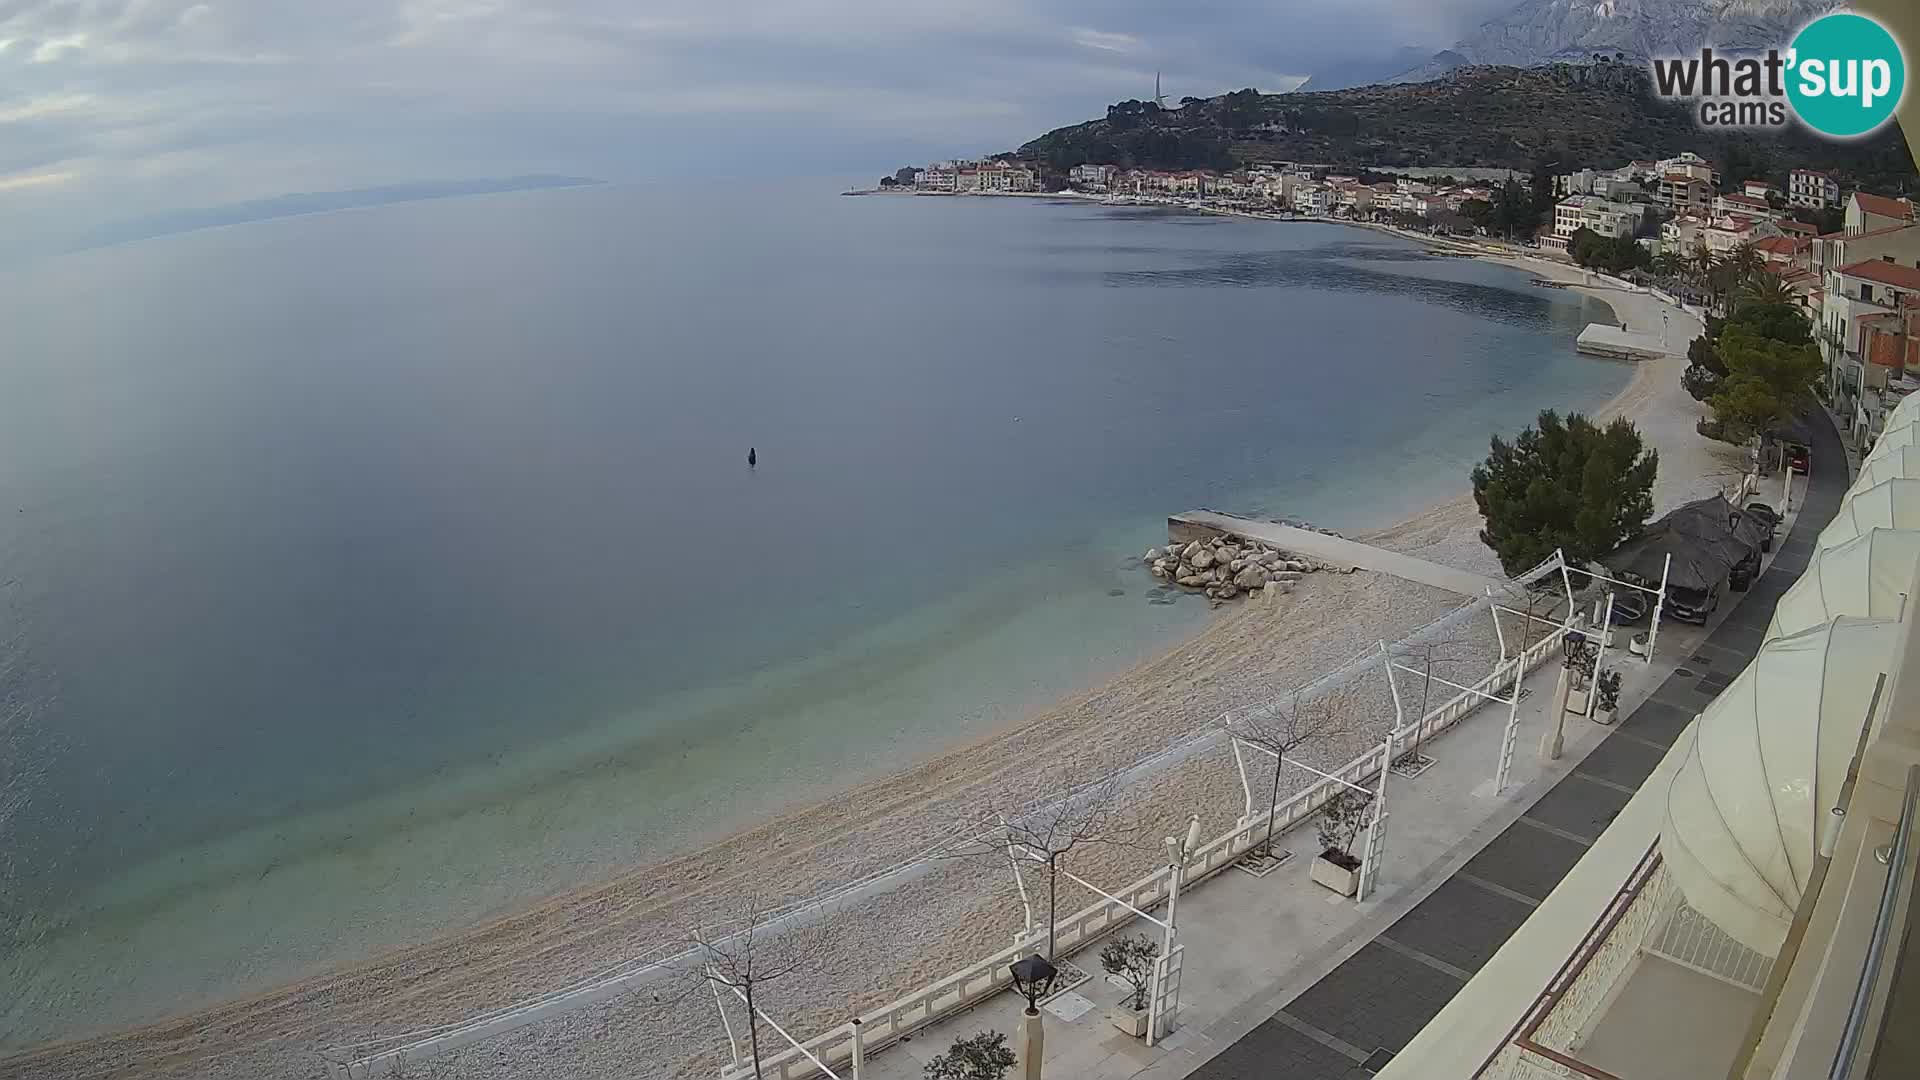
top-left (1789, 168), bottom-right (1840, 209)
top-left (1552, 195), bottom-right (1637, 244)
top-left (1291, 185), bottom-right (1330, 214)
top-left (1068, 164), bottom-right (1114, 189)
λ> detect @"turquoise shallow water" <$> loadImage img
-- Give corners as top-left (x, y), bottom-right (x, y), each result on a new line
top-left (0, 184), bottom-right (1626, 1042)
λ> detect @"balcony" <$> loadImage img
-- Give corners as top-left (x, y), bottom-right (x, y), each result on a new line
top-left (1475, 767), bottom-right (1920, 1080)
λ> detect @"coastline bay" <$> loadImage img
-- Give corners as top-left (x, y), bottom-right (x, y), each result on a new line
top-left (0, 182), bottom-right (1629, 1046)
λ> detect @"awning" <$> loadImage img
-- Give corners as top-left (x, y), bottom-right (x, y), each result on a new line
top-left (1605, 522), bottom-right (1727, 591)
top-left (1660, 617), bottom-right (1899, 955)
top-left (1866, 415), bottom-right (1920, 463)
top-left (1767, 528), bottom-right (1920, 638)
top-left (1853, 444), bottom-right (1920, 492)
top-left (1816, 477), bottom-right (1920, 551)
top-left (1884, 389), bottom-right (1920, 431)
top-left (1604, 496), bottom-right (1761, 590)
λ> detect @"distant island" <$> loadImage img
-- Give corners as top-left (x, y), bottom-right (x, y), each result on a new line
top-left (75, 175), bottom-right (604, 250)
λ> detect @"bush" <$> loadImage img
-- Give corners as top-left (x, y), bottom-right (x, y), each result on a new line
top-left (925, 1031), bottom-right (1018, 1080)
top-left (1098, 935), bottom-right (1160, 1012)
top-left (1316, 789), bottom-right (1372, 868)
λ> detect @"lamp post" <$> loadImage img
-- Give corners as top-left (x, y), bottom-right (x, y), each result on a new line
top-left (1541, 629), bottom-right (1591, 762)
top-left (1008, 953), bottom-right (1058, 1080)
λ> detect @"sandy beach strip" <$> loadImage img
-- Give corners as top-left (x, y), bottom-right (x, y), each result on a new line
top-left (0, 226), bottom-right (1742, 1080)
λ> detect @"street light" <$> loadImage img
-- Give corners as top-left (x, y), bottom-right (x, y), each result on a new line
top-left (1009, 953), bottom-right (1058, 1011)
top-left (1542, 628), bottom-right (1593, 762)
top-left (1008, 953), bottom-right (1058, 1080)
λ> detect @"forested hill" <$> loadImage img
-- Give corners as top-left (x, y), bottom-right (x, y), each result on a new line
top-left (1015, 65), bottom-right (1914, 192)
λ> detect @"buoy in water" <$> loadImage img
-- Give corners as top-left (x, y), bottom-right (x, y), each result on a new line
top-left (748, 447), bottom-right (757, 467)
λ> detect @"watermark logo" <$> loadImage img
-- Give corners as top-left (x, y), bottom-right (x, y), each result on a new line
top-left (1649, 12), bottom-right (1906, 139)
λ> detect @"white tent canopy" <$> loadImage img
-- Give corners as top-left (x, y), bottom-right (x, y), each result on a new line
top-left (1852, 444), bottom-right (1920, 494)
top-left (1816, 478), bottom-right (1920, 552)
top-left (1660, 617), bottom-right (1898, 955)
top-left (1883, 389), bottom-right (1920, 432)
top-left (1767, 529), bottom-right (1920, 639)
top-left (1866, 415), bottom-right (1920, 464)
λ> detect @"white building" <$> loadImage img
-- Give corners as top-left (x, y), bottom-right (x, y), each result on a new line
top-left (1291, 184), bottom-right (1331, 214)
top-left (1656, 152), bottom-right (1717, 184)
top-left (1546, 194), bottom-right (1640, 249)
top-left (1846, 191), bottom-right (1915, 236)
top-left (1661, 214), bottom-right (1705, 257)
top-left (1713, 192), bottom-right (1784, 221)
top-left (1789, 167), bottom-right (1841, 209)
top-left (1067, 164), bottom-right (1114, 190)
top-left (1821, 257), bottom-right (1920, 419)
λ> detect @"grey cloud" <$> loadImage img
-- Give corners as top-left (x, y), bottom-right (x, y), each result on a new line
top-left (0, 0), bottom-right (1513, 253)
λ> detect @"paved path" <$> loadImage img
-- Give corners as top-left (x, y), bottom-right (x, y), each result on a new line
top-left (1182, 412), bottom-right (1848, 1079)
top-left (1170, 512), bottom-right (1504, 598)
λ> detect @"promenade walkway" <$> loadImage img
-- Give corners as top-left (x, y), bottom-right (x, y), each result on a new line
top-left (856, 415), bottom-right (1842, 1080)
top-left (1182, 410), bottom-right (1846, 1080)
top-left (1169, 512), bottom-right (1504, 597)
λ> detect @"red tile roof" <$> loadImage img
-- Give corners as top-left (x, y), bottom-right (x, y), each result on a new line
top-left (1839, 259), bottom-right (1920, 291)
top-left (1663, 173), bottom-right (1706, 184)
top-left (1720, 193), bottom-right (1771, 210)
top-left (1778, 220), bottom-right (1817, 235)
top-left (1754, 236), bottom-right (1800, 256)
top-left (1854, 192), bottom-right (1915, 220)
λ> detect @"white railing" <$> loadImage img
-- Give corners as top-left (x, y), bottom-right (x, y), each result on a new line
top-left (725, 630), bottom-right (1566, 1080)
top-left (1644, 897), bottom-right (1774, 992)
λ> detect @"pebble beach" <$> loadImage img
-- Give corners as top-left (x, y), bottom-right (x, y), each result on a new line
top-left (0, 230), bottom-right (1745, 1080)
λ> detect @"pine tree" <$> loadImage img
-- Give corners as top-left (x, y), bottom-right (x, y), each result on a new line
top-left (1471, 411), bottom-right (1658, 577)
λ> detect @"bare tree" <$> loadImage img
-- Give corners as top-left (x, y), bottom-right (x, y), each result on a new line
top-left (690, 891), bottom-right (840, 1080)
top-left (1394, 636), bottom-right (1480, 763)
top-left (1228, 682), bottom-right (1368, 860)
top-left (943, 766), bottom-right (1141, 962)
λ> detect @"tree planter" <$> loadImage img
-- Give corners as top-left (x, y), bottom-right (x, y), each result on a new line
top-left (1108, 1003), bottom-right (1150, 1037)
top-left (1310, 852), bottom-right (1360, 897)
top-left (1567, 688), bottom-right (1590, 714)
top-left (1594, 707), bottom-right (1617, 725)
top-left (1629, 633), bottom-right (1649, 657)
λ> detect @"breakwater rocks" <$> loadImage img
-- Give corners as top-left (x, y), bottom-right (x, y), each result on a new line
top-left (1143, 536), bottom-right (1347, 604)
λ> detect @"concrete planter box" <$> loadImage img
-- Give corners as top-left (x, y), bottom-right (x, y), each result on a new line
top-left (1310, 853), bottom-right (1360, 897)
top-left (1567, 688), bottom-right (1590, 714)
top-left (1108, 1003), bottom-right (1149, 1037)
top-left (1595, 707), bottom-right (1617, 726)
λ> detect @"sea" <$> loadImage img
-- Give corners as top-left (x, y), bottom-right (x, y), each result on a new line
top-left (0, 182), bottom-right (1627, 1045)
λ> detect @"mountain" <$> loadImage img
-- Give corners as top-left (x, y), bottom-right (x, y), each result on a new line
top-left (1391, 0), bottom-right (1840, 83)
top-left (1013, 64), bottom-right (1914, 189)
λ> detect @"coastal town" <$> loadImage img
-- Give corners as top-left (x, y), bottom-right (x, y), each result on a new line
top-left (885, 151), bottom-right (1920, 469)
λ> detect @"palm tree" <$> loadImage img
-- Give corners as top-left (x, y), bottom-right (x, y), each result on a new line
top-left (1690, 244), bottom-right (1716, 286)
top-left (1723, 241), bottom-right (1764, 283)
top-left (1738, 272), bottom-right (1795, 309)
top-left (1651, 251), bottom-right (1683, 279)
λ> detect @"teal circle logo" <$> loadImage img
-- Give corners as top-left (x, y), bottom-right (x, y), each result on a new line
top-left (1786, 13), bottom-right (1906, 138)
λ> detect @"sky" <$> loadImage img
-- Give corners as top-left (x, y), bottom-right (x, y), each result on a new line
top-left (0, 0), bottom-right (1511, 255)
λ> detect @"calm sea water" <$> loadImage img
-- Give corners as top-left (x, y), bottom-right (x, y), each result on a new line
top-left (0, 183), bottom-right (1625, 1042)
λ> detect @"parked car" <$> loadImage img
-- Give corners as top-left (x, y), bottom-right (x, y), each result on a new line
top-left (1666, 581), bottom-right (1722, 624)
top-left (1787, 446), bottom-right (1809, 474)
top-left (1608, 587), bottom-right (1652, 625)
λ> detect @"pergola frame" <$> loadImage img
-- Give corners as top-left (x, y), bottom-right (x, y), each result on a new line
top-left (714, 977), bottom-right (846, 1080)
top-left (1228, 729), bottom-right (1392, 900)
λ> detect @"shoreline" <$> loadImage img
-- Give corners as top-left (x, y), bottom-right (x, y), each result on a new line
top-left (2, 211), bottom-right (1726, 1080)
